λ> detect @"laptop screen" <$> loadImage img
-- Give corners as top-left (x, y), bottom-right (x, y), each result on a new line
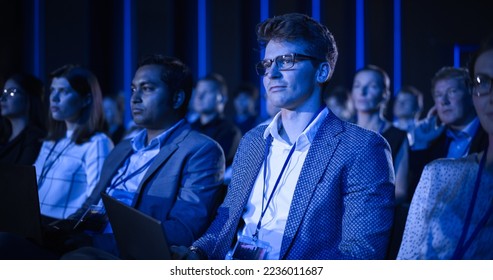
top-left (101, 192), bottom-right (171, 260)
top-left (0, 164), bottom-right (43, 245)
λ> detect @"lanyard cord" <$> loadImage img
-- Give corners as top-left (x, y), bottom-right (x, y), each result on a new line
top-left (38, 140), bottom-right (72, 187)
top-left (452, 144), bottom-right (492, 259)
top-left (107, 156), bottom-right (156, 192)
top-left (253, 106), bottom-right (325, 241)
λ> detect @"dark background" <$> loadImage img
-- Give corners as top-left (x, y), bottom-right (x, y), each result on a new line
top-left (1, 0), bottom-right (492, 124)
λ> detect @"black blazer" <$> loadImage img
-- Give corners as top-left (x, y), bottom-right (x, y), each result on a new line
top-left (407, 125), bottom-right (488, 202)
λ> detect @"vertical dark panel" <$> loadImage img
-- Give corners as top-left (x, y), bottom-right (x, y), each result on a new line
top-left (88, 0), bottom-right (119, 96)
top-left (174, 0), bottom-right (198, 80)
top-left (239, 0), bottom-right (261, 84)
top-left (321, 0), bottom-right (356, 92)
top-left (270, 0), bottom-right (309, 16)
top-left (0, 1), bottom-right (25, 82)
top-left (209, 0), bottom-right (242, 118)
top-left (44, 0), bottom-right (91, 78)
top-left (365, 0), bottom-right (394, 83)
top-left (136, 0), bottom-right (175, 59)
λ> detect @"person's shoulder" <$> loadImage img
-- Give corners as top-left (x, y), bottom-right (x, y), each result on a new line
top-left (335, 120), bottom-right (388, 145)
top-left (426, 153), bottom-right (478, 173)
top-left (88, 132), bottom-right (114, 149)
top-left (183, 128), bottom-right (223, 149)
top-left (90, 132), bottom-right (113, 142)
top-left (242, 123), bottom-right (267, 140)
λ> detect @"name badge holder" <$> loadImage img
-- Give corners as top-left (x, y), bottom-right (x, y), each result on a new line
top-left (227, 235), bottom-right (272, 260)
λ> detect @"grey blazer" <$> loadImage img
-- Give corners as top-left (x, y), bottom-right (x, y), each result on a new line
top-left (76, 122), bottom-right (225, 246)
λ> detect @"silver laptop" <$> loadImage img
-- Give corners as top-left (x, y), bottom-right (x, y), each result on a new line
top-left (101, 192), bottom-right (171, 260)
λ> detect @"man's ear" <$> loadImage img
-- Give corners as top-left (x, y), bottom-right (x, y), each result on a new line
top-left (316, 62), bottom-right (331, 84)
top-left (173, 90), bottom-right (185, 109)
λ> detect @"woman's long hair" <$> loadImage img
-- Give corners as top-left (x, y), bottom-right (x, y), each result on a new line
top-left (46, 64), bottom-right (105, 144)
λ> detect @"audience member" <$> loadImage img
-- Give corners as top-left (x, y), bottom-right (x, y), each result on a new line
top-left (0, 73), bottom-right (47, 165)
top-left (393, 85), bottom-right (424, 133)
top-left (0, 65), bottom-right (114, 258)
top-left (191, 73), bottom-right (242, 168)
top-left (407, 67), bottom-right (488, 202)
top-left (233, 82), bottom-right (260, 134)
top-left (173, 13), bottom-right (394, 260)
top-left (351, 65), bottom-right (409, 202)
top-left (36, 64), bottom-right (113, 223)
top-left (324, 85), bottom-right (355, 122)
top-left (398, 35), bottom-right (493, 259)
top-left (63, 55), bottom-right (226, 258)
top-left (103, 95), bottom-right (125, 144)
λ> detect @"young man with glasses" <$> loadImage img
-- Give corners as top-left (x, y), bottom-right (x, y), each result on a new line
top-left (407, 67), bottom-right (488, 202)
top-left (173, 13), bottom-right (395, 260)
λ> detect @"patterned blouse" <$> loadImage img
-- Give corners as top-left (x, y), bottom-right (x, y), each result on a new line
top-left (35, 131), bottom-right (113, 219)
top-left (398, 153), bottom-right (493, 259)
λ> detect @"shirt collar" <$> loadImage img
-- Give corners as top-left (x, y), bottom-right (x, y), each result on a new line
top-left (263, 107), bottom-right (328, 150)
top-left (446, 117), bottom-right (480, 140)
top-left (131, 119), bottom-right (185, 152)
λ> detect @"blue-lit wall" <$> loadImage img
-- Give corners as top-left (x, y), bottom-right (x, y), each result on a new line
top-left (1, 0), bottom-right (492, 123)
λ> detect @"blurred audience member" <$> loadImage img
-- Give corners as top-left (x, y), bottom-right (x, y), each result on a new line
top-left (393, 85), bottom-right (424, 133)
top-left (324, 85), bottom-right (355, 122)
top-left (351, 65), bottom-right (409, 202)
top-left (233, 82), bottom-right (260, 134)
top-left (0, 73), bottom-right (47, 165)
top-left (407, 67), bottom-right (488, 202)
top-left (398, 35), bottom-right (493, 260)
top-left (351, 65), bottom-right (410, 259)
top-left (103, 95), bottom-right (125, 144)
top-left (191, 73), bottom-right (242, 169)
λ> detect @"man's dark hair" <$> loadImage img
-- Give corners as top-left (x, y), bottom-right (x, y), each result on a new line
top-left (138, 54), bottom-right (193, 117)
top-left (256, 13), bottom-right (338, 83)
top-left (431, 67), bottom-right (472, 94)
top-left (198, 72), bottom-right (228, 100)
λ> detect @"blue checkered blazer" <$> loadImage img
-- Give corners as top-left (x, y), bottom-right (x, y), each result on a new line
top-left (193, 111), bottom-right (395, 259)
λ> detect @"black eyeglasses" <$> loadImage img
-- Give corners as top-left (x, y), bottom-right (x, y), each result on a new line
top-left (255, 53), bottom-right (321, 76)
top-left (1, 88), bottom-right (22, 99)
top-left (472, 74), bottom-right (492, 97)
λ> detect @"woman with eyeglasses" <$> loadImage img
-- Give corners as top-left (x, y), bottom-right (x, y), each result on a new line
top-left (34, 64), bottom-right (113, 225)
top-left (398, 35), bottom-right (493, 260)
top-left (0, 73), bottom-right (47, 165)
